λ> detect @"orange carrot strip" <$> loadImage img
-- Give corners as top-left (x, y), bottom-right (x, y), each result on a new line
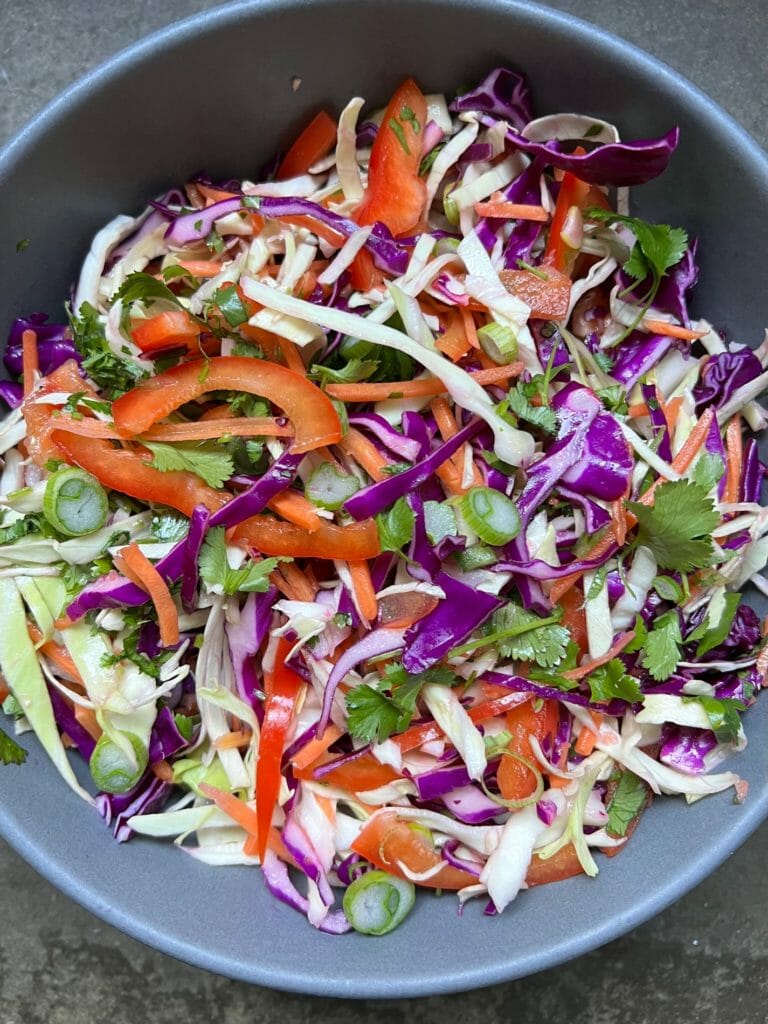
top-left (643, 319), bottom-right (706, 341)
top-left (266, 490), bottom-right (323, 533)
top-left (435, 311), bottom-right (471, 362)
top-left (196, 184), bottom-right (238, 204)
top-left (724, 415), bottom-right (742, 505)
top-left (562, 630), bottom-right (636, 682)
top-left (325, 362), bottom-right (524, 402)
top-left (114, 543), bottom-right (179, 647)
top-left (664, 395), bottom-right (684, 431)
top-left (473, 199), bottom-right (549, 221)
top-left (339, 427), bottom-right (390, 482)
top-left (74, 704), bottom-right (102, 741)
top-left (550, 409), bottom-right (716, 603)
top-left (22, 329), bottom-right (39, 397)
top-left (611, 497), bottom-right (628, 547)
top-left (28, 624), bottom-right (83, 683)
top-left (213, 729), bottom-right (253, 750)
top-left (430, 397), bottom-right (484, 489)
top-left (348, 559), bottom-right (378, 622)
top-left (460, 307), bottom-right (480, 349)
top-left (47, 414), bottom-right (292, 442)
top-left (152, 760), bottom-right (174, 782)
top-left (290, 724), bottom-right (345, 771)
top-left (176, 260), bottom-right (225, 277)
top-left (573, 713), bottom-right (603, 757)
top-left (279, 561), bottom-right (317, 602)
top-left (627, 403), bottom-right (650, 419)
top-left (199, 782), bottom-right (260, 836)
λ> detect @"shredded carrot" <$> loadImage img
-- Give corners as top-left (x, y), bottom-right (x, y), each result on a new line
top-left (199, 782), bottom-right (260, 836)
top-left (611, 496), bottom-right (628, 547)
top-left (266, 490), bottom-right (323, 532)
top-left (549, 408), bottom-right (716, 603)
top-left (562, 630), bottom-right (636, 682)
top-left (326, 363), bottom-right (524, 402)
top-left (277, 338), bottom-right (307, 375)
top-left (114, 543), bottom-right (179, 647)
top-left (724, 415), bottom-right (743, 505)
top-left (270, 565), bottom-right (301, 601)
top-left (348, 559), bottom-right (378, 622)
top-left (574, 712), bottom-right (603, 757)
top-left (460, 307), bottom-right (480, 349)
top-left (473, 198), bottom-right (549, 221)
top-left (430, 396), bottom-right (460, 440)
top-left (339, 427), bottom-right (391, 482)
top-left (74, 704), bottom-right (102, 741)
top-left (28, 624), bottom-right (83, 683)
top-left (664, 395), bottom-right (684, 432)
top-left (152, 759), bottom-right (174, 782)
top-left (176, 260), bottom-right (225, 277)
top-left (54, 615), bottom-right (74, 630)
top-left (46, 413), bottom-right (292, 442)
top-left (291, 724), bottom-right (345, 771)
top-left (213, 729), bottom-right (253, 750)
top-left (643, 318), bottom-right (706, 341)
top-left (627, 403), bottom-right (650, 419)
top-left (435, 311), bottom-right (471, 362)
top-left (195, 184), bottom-right (238, 204)
top-left (22, 329), bottom-right (39, 398)
top-left (279, 560), bottom-right (317, 602)
top-left (430, 397), bottom-right (484, 490)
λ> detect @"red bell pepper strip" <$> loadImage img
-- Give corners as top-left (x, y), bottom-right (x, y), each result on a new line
top-left (526, 843), bottom-right (584, 886)
top-left (354, 78), bottom-right (427, 237)
top-left (51, 433), bottom-right (228, 516)
top-left (497, 699), bottom-right (559, 801)
top-left (277, 110), bottom-right (338, 181)
top-left (233, 515), bottom-right (380, 560)
top-left (257, 638), bottom-right (303, 859)
top-left (111, 356), bottom-right (342, 454)
top-left (131, 310), bottom-right (201, 354)
top-left (542, 164), bottom-right (590, 275)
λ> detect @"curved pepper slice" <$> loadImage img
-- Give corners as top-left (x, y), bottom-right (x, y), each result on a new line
top-left (51, 433), bottom-right (228, 517)
top-left (111, 356), bottom-right (342, 454)
top-left (233, 515), bottom-right (380, 560)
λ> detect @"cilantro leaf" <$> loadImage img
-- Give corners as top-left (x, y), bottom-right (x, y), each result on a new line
top-left (0, 726), bottom-right (27, 766)
top-left (151, 512), bottom-right (189, 543)
top-left (501, 381), bottom-right (558, 434)
top-left (641, 610), bottom-right (683, 681)
top-left (173, 713), bottom-right (196, 742)
top-left (586, 565), bottom-right (609, 601)
top-left (652, 575), bottom-right (685, 603)
top-left (143, 441), bottom-right (234, 490)
top-left (198, 526), bottom-right (283, 595)
top-left (626, 480), bottom-right (720, 573)
top-left (346, 662), bottom-right (455, 744)
top-left (624, 614), bottom-right (649, 654)
top-left (607, 769), bottom-right (648, 837)
top-left (596, 384), bottom-right (628, 415)
top-left (693, 695), bottom-right (745, 744)
top-left (589, 210), bottom-right (688, 284)
top-left (310, 358), bottom-right (379, 386)
top-left (212, 284), bottom-right (249, 328)
top-left (113, 272), bottom-right (181, 308)
top-left (692, 454), bottom-right (725, 493)
top-left (587, 659), bottom-right (642, 704)
top-left (477, 603), bottom-right (570, 668)
top-left (687, 593), bottom-right (741, 657)
top-left (376, 497), bottom-right (415, 553)
top-left (69, 301), bottom-right (148, 398)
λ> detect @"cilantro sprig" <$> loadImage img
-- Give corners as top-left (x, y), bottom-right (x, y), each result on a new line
top-left (346, 662), bottom-right (455, 744)
top-left (627, 478), bottom-right (720, 573)
top-left (144, 441), bottom-right (234, 490)
top-left (199, 527), bottom-right (285, 595)
top-left (0, 726), bottom-right (27, 766)
top-left (454, 603), bottom-right (570, 669)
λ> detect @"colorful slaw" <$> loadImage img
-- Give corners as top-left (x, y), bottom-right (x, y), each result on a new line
top-left (1, 68), bottom-right (767, 935)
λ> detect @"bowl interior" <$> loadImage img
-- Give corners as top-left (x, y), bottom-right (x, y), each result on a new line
top-left (1, 0), bottom-right (767, 998)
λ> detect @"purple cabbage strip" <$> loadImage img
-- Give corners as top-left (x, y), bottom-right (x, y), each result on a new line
top-left (703, 413), bottom-right (727, 498)
top-left (741, 438), bottom-right (765, 504)
top-left (659, 725), bottom-right (718, 774)
top-left (47, 685), bottom-right (97, 759)
top-left (442, 839), bottom-right (482, 877)
top-left (96, 773), bottom-right (172, 843)
top-left (348, 412), bottom-right (422, 462)
top-left (537, 798), bottom-right (559, 827)
top-left (450, 67), bottom-right (533, 131)
top-left (402, 571), bottom-right (503, 673)
top-left (318, 627), bottom-right (406, 735)
top-left (414, 763), bottom-right (471, 800)
top-left (282, 814), bottom-right (334, 905)
top-left (5, 312), bottom-right (80, 378)
top-left (225, 587), bottom-right (276, 716)
top-left (559, 410), bottom-right (633, 501)
top-left (694, 349), bottom-right (764, 411)
top-left (344, 418), bottom-right (484, 521)
top-left (0, 381), bottom-right (23, 408)
top-left (180, 505), bottom-right (210, 611)
top-left (356, 121), bottom-right (378, 148)
top-left (441, 784), bottom-right (502, 824)
top-left (482, 116), bottom-right (680, 187)
top-left (164, 195), bottom-right (410, 275)
top-left (483, 670), bottom-right (627, 715)
top-left (494, 549), bottom-right (618, 580)
top-left (261, 850), bottom-right (351, 934)
top-left (407, 492), bottom-right (441, 583)
top-left (401, 411), bottom-right (433, 459)
top-left (557, 486), bottom-right (613, 533)
top-left (610, 331), bottom-right (674, 392)
top-left (148, 706), bottom-right (191, 764)
top-left (502, 158), bottom-right (549, 267)
top-left (209, 449), bottom-right (303, 528)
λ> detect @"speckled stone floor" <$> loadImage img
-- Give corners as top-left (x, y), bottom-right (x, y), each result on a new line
top-left (1, 2), bottom-right (766, 1021)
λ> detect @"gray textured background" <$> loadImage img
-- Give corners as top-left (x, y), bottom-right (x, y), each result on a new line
top-left (1, 1), bottom-right (766, 1021)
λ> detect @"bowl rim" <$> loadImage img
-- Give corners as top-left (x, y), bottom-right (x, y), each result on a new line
top-left (1, 0), bottom-right (768, 998)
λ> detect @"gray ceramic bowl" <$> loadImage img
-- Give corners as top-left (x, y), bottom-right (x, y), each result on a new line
top-left (1, 0), bottom-right (767, 999)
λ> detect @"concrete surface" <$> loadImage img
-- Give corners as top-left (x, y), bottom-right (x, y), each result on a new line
top-left (1, 1), bottom-right (766, 1021)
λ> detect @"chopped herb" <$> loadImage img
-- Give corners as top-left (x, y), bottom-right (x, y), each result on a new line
top-left (587, 659), bottom-right (642, 704)
top-left (15, 239), bottom-right (29, 254)
top-left (627, 479), bottom-right (720, 573)
top-left (686, 593), bottom-right (741, 657)
top-left (69, 301), bottom-right (147, 398)
top-left (499, 381), bottom-right (558, 435)
top-left (213, 284), bottom-right (249, 328)
top-left (586, 565), bottom-right (609, 601)
top-left (641, 610), bottom-right (682, 681)
top-left (691, 695), bottom-right (746, 744)
top-left (0, 727), bottom-right (27, 766)
top-left (310, 357), bottom-right (379, 386)
top-left (151, 512), bottom-right (189, 543)
top-left (375, 497), bottom-right (415, 553)
top-left (388, 117), bottom-right (410, 155)
top-left (461, 602), bottom-right (570, 668)
top-left (346, 662), bottom-right (454, 744)
top-left (199, 526), bottom-right (285, 595)
top-left (607, 769), bottom-right (648, 836)
top-left (144, 441), bottom-right (234, 489)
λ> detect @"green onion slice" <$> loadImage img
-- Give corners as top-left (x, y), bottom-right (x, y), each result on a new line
top-left (43, 466), bottom-right (109, 537)
top-left (343, 869), bottom-right (416, 936)
top-left (89, 732), bottom-right (148, 794)
top-left (459, 486), bottom-right (521, 546)
top-left (477, 322), bottom-right (518, 364)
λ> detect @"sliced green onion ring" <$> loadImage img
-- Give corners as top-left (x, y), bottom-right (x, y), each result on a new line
top-left (454, 544), bottom-right (497, 571)
top-left (89, 732), bottom-right (148, 794)
top-left (459, 486), bottom-right (521, 546)
top-left (43, 466), bottom-right (109, 537)
top-left (343, 868), bottom-right (416, 936)
top-left (477, 322), bottom-right (518, 364)
top-left (306, 462), bottom-right (359, 510)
